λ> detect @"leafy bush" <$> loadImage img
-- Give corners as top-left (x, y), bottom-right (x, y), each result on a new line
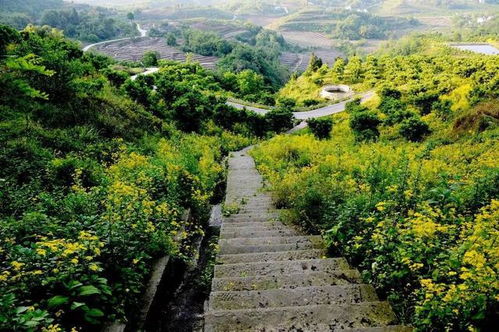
top-left (303, 99), bottom-right (320, 107)
top-left (378, 96), bottom-right (415, 126)
top-left (349, 110), bottom-right (381, 142)
top-left (142, 51), bottom-right (160, 67)
top-left (307, 117), bottom-right (333, 139)
top-left (265, 107), bottom-right (294, 133)
top-left (399, 116), bottom-right (431, 142)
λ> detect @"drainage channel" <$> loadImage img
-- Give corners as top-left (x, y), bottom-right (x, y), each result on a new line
top-left (143, 205), bottom-right (222, 332)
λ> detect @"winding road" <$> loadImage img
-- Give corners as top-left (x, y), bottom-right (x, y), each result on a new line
top-left (228, 91), bottom-right (375, 120)
top-left (82, 23), bottom-right (148, 52)
top-left (82, 25), bottom-right (375, 122)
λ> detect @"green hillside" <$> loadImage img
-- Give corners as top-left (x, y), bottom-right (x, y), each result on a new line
top-left (251, 36), bottom-right (499, 331)
top-left (0, 24), bottom-right (295, 330)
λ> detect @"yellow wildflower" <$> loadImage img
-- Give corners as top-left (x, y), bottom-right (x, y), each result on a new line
top-left (376, 201), bottom-right (387, 212)
top-left (11, 261), bottom-right (24, 271)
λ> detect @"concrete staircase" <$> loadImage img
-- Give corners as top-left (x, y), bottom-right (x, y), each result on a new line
top-left (204, 148), bottom-right (411, 332)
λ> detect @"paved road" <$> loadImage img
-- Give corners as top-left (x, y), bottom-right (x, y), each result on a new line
top-left (227, 101), bottom-right (270, 115)
top-left (130, 67), bottom-right (160, 81)
top-left (228, 91), bottom-right (375, 120)
top-left (82, 23), bottom-right (147, 52)
top-left (83, 30), bottom-right (375, 123)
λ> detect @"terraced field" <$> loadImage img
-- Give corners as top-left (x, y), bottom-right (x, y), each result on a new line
top-left (280, 49), bottom-right (344, 72)
top-left (186, 20), bottom-right (249, 40)
top-left (92, 37), bottom-right (219, 69)
top-left (281, 31), bottom-right (334, 48)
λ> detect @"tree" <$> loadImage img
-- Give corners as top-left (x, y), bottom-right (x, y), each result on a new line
top-left (413, 92), bottom-right (440, 115)
top-left (399, 116), bottom-right (431, 142)
top-left (364, 55), bottom-right (381, 86)
top-left (307, 53), bottom-right (323, 73)
top-left (349, 109), bottom-right (381, 142)
top-left (379, 86), bottom-right (402, 100)
top-left (344, 56), bottom-right (363, 84)
top-left (127, 12), bottom-right (135, 21)
top-left (166, 33), bottom-right (177, 46)
top-left (307, 117), bottom-right (333, 139)
top-left (433, 99), bottom-right (452, 120)
top-left (276, 97), bottom-right (296, 110)
top-left (236, 70), bottom-right (265, 96)
top-left (331, 57), bottom-right (346, 82)
top-left (141, 51), bottom-right (159, 67)
top-left (171, 91), bottom-right (212, 132)
top-left (265, 107), bottom-right (294, 133)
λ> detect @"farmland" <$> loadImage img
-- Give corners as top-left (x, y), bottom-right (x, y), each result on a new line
top-left (92, 37), bottom-right (219, 69)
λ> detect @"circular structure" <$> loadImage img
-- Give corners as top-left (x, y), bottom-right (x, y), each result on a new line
top-left (320, 85), bottom-right (353, 101)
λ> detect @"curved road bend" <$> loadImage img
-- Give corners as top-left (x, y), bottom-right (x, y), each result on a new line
top-left (82, 23), bottom-right (148, 52)
top-left (82, 30), bottom-right (375, 122)
top-left (228, 90), bottom-right (375, 120)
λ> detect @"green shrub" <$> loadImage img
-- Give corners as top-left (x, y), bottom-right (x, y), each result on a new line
top-left (399, 116), bottom-right (431, 142)
top-left (307, 117), bottom-right (333, 139)
top-left (276, 97), bottom-right (297, 110)
top-left (265, 107), bottom-right (294, 133)
top-left (142, 51), bottom-right (160, 67)
top-left (302, 99), bottom-right (320, 107)
top-left (349, 110), bottom-right (381, 142)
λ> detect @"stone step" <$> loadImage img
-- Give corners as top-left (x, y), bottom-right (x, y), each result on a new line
top-left (214, 258), bottom-right (349, 278)
top-left (220, 228), bottom-right (299, 239)
top-left (204, 302), bottom-right (398, 332)
top-left (343, 327), bottom-right (413, 332)
top-left (217, 249), bottom-right (324, 264)
top-left (222, 218), bottom-right (278, 225)
top-left (238, 197), bottom-right (272, 203)
top-left (238, 201), bottom-right (274, 206)
top-left (234, 211), bottom-right (276, 216)
top-left (218, 241), bottom-right (321, 255)
top-left (209, 284), bottom-right (379, 310)
top-left (222, 214), bottom-right (279, 225)
top-left (219, 235), bottom-right (321, 247)
top-left (225, 212), bottom-right (279, 219)
top-left (221, 222), bottom-right (289, 229)
top-left (232, 210), bottom-right (278, 216)
top-left (212, 270), bottom-right (362, 292)
top-left (239, 206), bottom-right (274, 212)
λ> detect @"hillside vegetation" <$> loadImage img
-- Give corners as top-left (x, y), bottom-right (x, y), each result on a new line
top-left (0, 24), bottom-right (296, 330)
top-left (0, 0), bottom-right (138, 42)
top-left (251, 38), bottom-right (499, 330)
top-left (270, 8), bottom-right (418, 40)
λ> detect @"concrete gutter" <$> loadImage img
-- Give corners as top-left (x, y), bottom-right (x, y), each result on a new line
top-left (102, 209), bottom-right (191, 332)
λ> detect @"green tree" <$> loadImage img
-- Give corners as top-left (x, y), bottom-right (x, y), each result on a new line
top-left (236, 70), bottom-right (265, 96)
top-left (344, 56), bottom-right (363, 84)
top-left (127, 12), bottom-right (135, 21)
top-left (307, 117), bottom-right (333, 139)
top-left (349, 109), bottom-right (381, 142)
top-left (307, 53), bottom-right (323, 73)
top-left (141, 51), bottom-right (159, 67)
top-left (265, 107), bottom-right (294, 133)
top-left (166, 33), bottom-right (177, 46)
top-left (331, 57), bottom-right (346, 82)
top-left (399, 116), bottom-right (431, 142)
